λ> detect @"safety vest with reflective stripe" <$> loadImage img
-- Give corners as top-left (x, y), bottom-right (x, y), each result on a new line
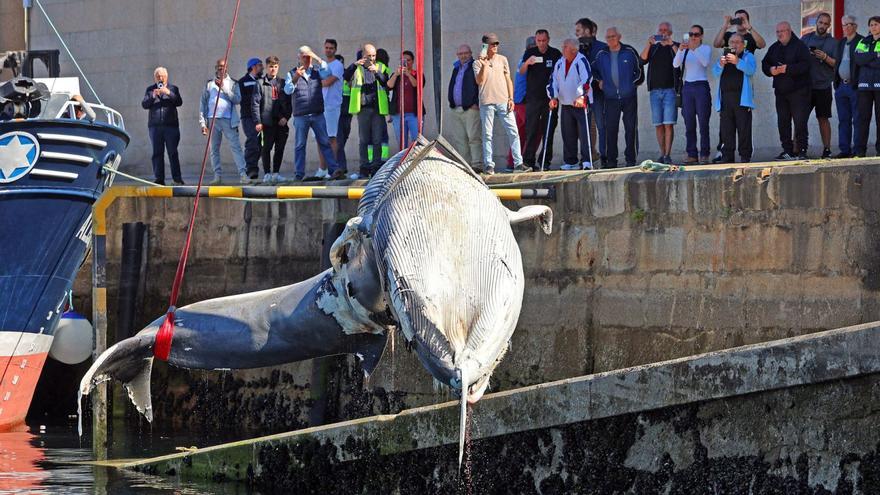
top-left (348, 63), bottom-right (389, 115)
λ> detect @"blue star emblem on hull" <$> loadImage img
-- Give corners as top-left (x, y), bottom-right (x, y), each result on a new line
top-left (0, 131), bottom-right (40, 183)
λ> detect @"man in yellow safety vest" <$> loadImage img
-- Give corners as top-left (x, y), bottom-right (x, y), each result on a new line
top-left (343, 43), bottom-right (390, 178)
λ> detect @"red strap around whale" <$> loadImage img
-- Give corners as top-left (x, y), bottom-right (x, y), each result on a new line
top-left (154, 0), bottom-right (243, 361)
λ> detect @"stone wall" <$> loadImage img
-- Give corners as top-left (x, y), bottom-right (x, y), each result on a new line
top-left (2, 0), bottom-right (879, 177)
top-left (52, 159), bottom-right (880, 434)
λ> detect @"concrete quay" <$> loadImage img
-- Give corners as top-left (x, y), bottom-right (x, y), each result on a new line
top-left (115, 320), bottom-right (880, 493)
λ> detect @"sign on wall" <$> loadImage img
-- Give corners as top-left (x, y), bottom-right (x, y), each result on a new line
top-left (801, 0), bottom-right (844, 37)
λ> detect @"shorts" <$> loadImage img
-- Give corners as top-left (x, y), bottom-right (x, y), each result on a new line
top-left (649, 88), bottom-right (678, 126)
top-left (324, 106), bottom-right (341, 137)
top-left (810, 88), bottom-right (832, 119)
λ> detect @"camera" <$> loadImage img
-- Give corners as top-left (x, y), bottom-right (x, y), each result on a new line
top-left (723, 47), bottom-right (733, 56)
top-left (157, 82), bottom-right (164, 89)
top-left (578, 36), bottom-right (593, 52)
top-left (654, 34), bottom-right (665, 42)
top-left (730, 17), bottom-right (743, 26)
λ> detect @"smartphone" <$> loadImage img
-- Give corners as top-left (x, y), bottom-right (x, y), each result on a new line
top-left (730, 17), bottom-right (743, 26)
top-left (480, 43), bottom-right (488, 58)
top-left (809, 46), bottom-right (818, 52)
top-left (683, 33), bottom-right (690, 43)
top-left (533, 56), bottom-right (544, 63)
top-left (654, 34), bottom-right (664, 42)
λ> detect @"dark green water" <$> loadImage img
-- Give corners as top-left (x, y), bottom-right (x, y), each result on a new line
top-left (0, 423), bottom-right (259, 494)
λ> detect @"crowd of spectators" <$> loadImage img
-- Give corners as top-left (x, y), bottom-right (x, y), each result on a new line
top-left (141, 12), bottom-right (880, 185)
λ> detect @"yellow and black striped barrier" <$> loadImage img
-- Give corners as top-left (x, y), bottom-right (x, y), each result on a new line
top-left (125, 185), bottom-right (553, 201)
top-left (92, 185), bottom-right (553, 235)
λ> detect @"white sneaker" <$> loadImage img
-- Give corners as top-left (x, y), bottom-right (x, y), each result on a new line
top-left (348, 172), bottom-right (361, 180)
top-left (582, 161), bottom-right (593, 170)
top-left (261, 174), bottom-right (274, 185)
top-left (560, 164), bottom-right (580, 171)
top-left (314, 168), bottom-right (329, 179)
top-left (274, 173), bottom-right (287, 183)
top-left (239, 173), bottom-right (251, 184)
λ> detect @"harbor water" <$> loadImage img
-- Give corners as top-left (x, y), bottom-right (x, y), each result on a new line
top-left (0, 423), bottom-right (258, 494)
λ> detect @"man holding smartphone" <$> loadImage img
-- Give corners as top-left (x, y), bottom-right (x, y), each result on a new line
top-left (474, 33), bottom-right (527, 174)
top-left (519, 29), bottom-right (562, 170)
top-left (343, 43), bottom-right (390, 178)
top-left (640, 22), bottom-right (679, 164)
top-left (142, 67), bottom-right (184, 185)
top-left (802, 12), bottom-right (839, 159)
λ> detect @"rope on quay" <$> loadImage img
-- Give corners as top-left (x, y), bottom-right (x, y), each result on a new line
top-left (101, 165), bottom-right (554, 201)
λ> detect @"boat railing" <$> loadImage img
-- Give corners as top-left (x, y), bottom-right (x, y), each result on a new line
top-left (55, 100), bottom-right (125, 131)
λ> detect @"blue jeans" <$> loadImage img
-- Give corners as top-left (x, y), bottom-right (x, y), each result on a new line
top-left (294, 113), bottom-right (338, 178)
top-left (681, 81), bottom-right (712, 158)
top-left (649, 88), bottom-right (678, 126)
top-left (480, 103), bottom-right (522, 168)
top-left (391, 113), bottom-right (420, 149)
top-left (209, 117), bottom-right (246, 176)
top-left (835, 82), bottom-right (860, 155)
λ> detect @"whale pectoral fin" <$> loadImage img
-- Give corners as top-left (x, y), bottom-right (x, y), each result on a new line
top-left (79, 332), bottom-right (157, 423)
top-left (353, 332), bottom-right (389, 377)
top-left (507, 205), bottom-right (553, 235)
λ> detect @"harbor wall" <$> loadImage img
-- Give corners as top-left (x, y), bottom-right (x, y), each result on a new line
top-left (1, 0), bottom-right (879, 177)
top-left (54, 159), bottom-right (880, 434)
top-left (124, 321), bottom-right (880, 493)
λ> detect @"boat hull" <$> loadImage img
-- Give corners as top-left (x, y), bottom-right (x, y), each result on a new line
top-left (0, 118), bottom-right (129, 431)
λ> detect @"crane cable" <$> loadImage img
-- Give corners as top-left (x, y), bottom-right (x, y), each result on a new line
top-left (153, 0), bottom-right (244, 361)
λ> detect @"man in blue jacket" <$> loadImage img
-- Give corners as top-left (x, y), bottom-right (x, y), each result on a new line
top-left (576, 17), bottom-right (608, 166)
top-left (142, 66), bottom-right (183, 185)
top-left (594, 27), bottom-right (644, 167)
top-left (239, 57), bottom-right (263, 181)
top-left (285, 46), bottom-right (339, 181)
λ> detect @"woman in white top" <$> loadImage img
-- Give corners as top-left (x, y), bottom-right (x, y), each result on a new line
top-left (673, 24), bottom-right (713, 163)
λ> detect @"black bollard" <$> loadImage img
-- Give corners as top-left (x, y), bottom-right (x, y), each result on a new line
top-left (116, 222), bottom-right (146, 342)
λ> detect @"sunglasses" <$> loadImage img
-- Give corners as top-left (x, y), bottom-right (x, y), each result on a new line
top-left (688, 32), bottom-right (702, 36)
top-left (491, 42), bottom-right (500, 46)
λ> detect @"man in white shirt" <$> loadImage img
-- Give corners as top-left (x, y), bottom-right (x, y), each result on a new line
top-left (548, 39), bottom-right (593, 170)
top-left (318, 39), bottom-right (346, 179)
top-left (199, 58), bottom-right (248, 185)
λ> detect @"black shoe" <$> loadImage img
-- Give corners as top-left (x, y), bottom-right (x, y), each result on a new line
top-left (774, 152), bottom-right (796, 161)
top-left (172, 179), bottom-right (185, 186)
top-left (833, 152), bottom-right (851, 159)
top-left (797, 152), bottom-right (809, 160)
top-left (154, 179), bottom-right (165, 186)
top-left (656, 155), bottom-right (666, 164)
top-left (329, 169), bottom-right (347, 180)
top-left (822, 148), bottom-right (832, 159)
top-left (711, 156), bottom-right (726, 164)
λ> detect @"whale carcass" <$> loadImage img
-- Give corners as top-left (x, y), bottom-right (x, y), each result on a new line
top-left (79, 137), bottom-right (552, 463)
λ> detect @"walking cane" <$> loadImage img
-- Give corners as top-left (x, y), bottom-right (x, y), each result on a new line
top-left (583, 104), bottom-right (593, 170)
top-left (540, 108), bottom-right (554, 172)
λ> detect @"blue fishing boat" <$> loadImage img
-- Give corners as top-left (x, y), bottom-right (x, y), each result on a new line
top-left (0, 74), bottom-right (129, 431)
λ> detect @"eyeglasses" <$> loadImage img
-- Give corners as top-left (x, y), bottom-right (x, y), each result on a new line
top-left (688, 32), bottom-right (702, 36)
